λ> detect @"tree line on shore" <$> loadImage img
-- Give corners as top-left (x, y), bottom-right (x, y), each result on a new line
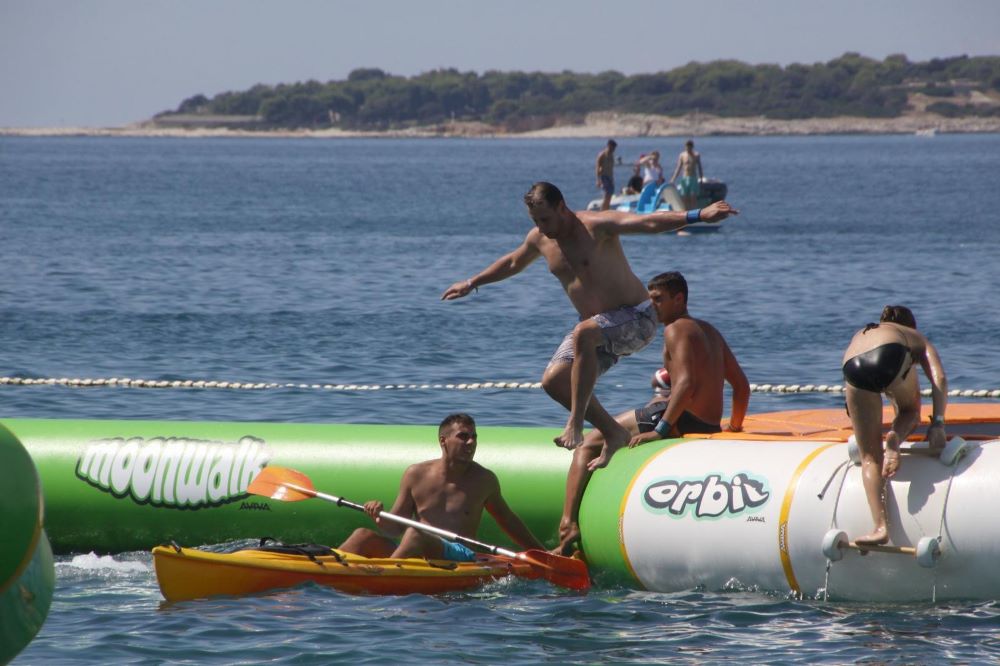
top-left (161, 53), bottom-right (1000, 131)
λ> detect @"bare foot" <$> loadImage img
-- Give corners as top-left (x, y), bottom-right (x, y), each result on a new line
top-left (854, 528), bottom-right (889, 546)
top-left (550, 526), bottom-right (582, 557)
top-left (586, 426), bottom-right (630, 471)
top-left (882, 447), bottom-right (900, 479)
top-left (557, 519), bottom-right (575, 542)
top-left (554, 422), bottom-right (585, 450)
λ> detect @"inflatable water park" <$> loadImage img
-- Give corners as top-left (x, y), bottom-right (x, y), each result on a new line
top-left (0, 425), bottom-right (54, 665)
top-left (4, 402), bottom-right (1000, 604)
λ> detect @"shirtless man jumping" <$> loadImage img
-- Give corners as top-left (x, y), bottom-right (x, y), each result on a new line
top-left (552, 271), bottom-right (749, 555)
top-left (442, 182), bottom-right (738, 458)
top-left (338, 413), bottom-right (545, 560)
top-left (842, 305), bottom-right (948, 546)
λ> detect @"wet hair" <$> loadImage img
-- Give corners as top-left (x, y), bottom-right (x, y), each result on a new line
top-left (439, 413), bottom-right (476, 437)
top-left (880, 305), bottom-right (917, 329)
top-left (647, 271), bottom-right (688, 303)
top-left (608, 139), bottom-right (617, 148)
top-left (523, 181), bottom-right (565, 209)
top-left (685, 140), bottom-right (694, 148)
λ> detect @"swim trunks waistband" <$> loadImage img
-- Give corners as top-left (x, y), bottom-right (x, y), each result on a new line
top-left (440, 539), bottom-right (477, 562)
top-left (635, 399), bottom-right (722, 435)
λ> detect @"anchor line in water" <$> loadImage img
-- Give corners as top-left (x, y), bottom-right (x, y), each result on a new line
top-left (1, 375), bottom-right (999, 398)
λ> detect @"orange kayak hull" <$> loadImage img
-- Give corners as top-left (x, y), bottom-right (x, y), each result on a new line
top-left (152, 545), bottom-right (534, 601)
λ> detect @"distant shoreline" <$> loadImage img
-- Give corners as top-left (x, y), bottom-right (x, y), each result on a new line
top-left (4, 111), bottom-right (1000, 139)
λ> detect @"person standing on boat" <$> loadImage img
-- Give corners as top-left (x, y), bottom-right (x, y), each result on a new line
top-left (337, 413), bottom-right (546, 561)
top-left (595, 139), bottom-right (618, 211)
top-left (441, 183), bottom-right (738, 463)
top-left (551, 271), bottom-right (749, 556)
top-left (842, 305), bottom-right (949, 546)
top-left (669, 140), bottom-right (703, 210)
top-left (637, 151), bottom-right (665, 187)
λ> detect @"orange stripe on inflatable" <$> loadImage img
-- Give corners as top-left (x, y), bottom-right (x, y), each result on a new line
top-left (777, 443), bottom-right (839, 596)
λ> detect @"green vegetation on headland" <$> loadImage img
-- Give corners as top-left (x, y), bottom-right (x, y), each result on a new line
top-left (155, 53), bottom-right (1000, 133)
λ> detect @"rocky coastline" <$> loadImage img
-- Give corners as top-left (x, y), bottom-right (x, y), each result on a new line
top-left (4, 110), bottom-right (999, 139)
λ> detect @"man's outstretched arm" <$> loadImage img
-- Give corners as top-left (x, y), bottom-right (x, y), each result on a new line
top-left (441, 234), bottom-right (541, 300)
top-left (606, 201), bottom-right (739, 236)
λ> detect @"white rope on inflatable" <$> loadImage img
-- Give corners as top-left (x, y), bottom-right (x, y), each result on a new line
top-left (1, 376), bottom-right (999, 398)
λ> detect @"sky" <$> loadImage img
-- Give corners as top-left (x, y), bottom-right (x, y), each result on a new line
top-left (1, 0), bottom-right (998, 128)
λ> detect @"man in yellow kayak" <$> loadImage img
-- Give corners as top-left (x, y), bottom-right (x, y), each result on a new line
top-left (338, 413), bottom-right (546, 561)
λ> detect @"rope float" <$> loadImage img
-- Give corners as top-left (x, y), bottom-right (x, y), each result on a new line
top-left (1, 375), bottom-right (999, 398)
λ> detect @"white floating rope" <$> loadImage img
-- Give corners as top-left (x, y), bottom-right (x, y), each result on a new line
top-left (0, 376), bottom-right (998, 398)
top-left (0, 376), bottom-right (544, 391)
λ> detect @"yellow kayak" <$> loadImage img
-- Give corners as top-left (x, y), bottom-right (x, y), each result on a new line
top-left (153, 544), bottom-right (535, 601)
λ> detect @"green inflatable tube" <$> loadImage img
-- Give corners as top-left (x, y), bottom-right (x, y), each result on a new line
top-left (0, 425), bottom-right (55, 665)
top-left (4, 419), bottom-right (571, 554)
top-left (577, 439), bottom-right (680, 587)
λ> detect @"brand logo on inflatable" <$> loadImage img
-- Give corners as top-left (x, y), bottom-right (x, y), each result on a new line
top-left (642, 472), bottom-right (770, 519)
top-left (76, 435), bottom-right (272, 508)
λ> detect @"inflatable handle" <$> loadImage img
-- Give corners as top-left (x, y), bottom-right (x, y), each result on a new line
top-left (847, 435), bottom-right (968, 467)
top-left (846, 436), bottom-right (861, 466)
top-left (916, 537), bottom-right (942, 568)
top-left (939, 437), bottom-right (969, 466)
top-left (821, 529), bottom-right (848, 561)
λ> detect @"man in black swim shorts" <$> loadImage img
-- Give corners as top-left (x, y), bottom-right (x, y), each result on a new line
top-left (633, 396), bottom-right (723, 437)
top-left (841, 305), bottom-right (949, 547)
top-left (621, 271), bottom-right (749, 453)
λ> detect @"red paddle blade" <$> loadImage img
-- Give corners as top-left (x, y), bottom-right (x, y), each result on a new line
top-left (520, 550), bottom-right (590, 592)
top-left (247, 466), bottom-right (316, 502)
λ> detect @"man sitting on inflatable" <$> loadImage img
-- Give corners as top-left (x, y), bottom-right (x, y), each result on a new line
top-left (552, 271), bottom-right (750, 556)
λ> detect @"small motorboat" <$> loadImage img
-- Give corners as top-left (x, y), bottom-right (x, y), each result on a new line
top-left (586, 179), bottom-right (729, 233)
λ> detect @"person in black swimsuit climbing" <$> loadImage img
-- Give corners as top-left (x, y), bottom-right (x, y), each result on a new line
top-left (842, 305), bottom-right (949, 546)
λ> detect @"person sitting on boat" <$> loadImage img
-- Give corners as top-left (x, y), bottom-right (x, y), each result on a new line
top-left (669, 140), bottom-right (703, 210)
top-left (552, 271), bottom-right (750, 556)
top-left (622, 174), bottom-right (644, 195)
top-left (842, 305), bottom-right (949, 546)
top-left (338, 413), bottom-right (546, 561)
top-left (637, 151), bottom-right (665, 187)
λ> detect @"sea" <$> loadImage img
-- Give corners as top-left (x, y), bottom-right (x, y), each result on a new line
top-left (2, 133), bottom-right (1000, 664)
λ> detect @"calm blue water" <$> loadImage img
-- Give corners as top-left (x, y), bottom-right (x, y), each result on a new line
top-left (3, 134), bottom-right (1000, 663)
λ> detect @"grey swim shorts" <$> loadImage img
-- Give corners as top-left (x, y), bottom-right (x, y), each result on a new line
top-left (547, 300), bottom-right (657, 375)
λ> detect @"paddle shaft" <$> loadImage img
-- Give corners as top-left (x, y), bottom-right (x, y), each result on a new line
top-left (250, 465), bottom-right (590, 590)
top-left (288, 482), bottom-right (520, 559)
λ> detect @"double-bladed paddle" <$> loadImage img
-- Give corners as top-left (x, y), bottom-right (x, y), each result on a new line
top-left (248, 465), bottom-right (590, 591)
